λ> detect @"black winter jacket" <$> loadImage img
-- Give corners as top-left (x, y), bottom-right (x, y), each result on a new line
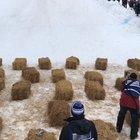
top-left (59, 116), bottom-right (98, 140)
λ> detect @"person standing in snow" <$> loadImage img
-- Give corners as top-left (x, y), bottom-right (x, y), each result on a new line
top-left (116, 73), bottom-right (140, 140)
top-left (59, 101), bottom-right (98, 140)
top-left (134, 0), bottom-right (140, 16)
top-left (122, 0), bottom-right (128, 8)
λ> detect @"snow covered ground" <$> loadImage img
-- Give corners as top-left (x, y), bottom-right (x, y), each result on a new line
top-left (0, 0), bottom-right (140, 139)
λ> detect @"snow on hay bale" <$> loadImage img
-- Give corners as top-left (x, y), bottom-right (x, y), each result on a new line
top-left (11, 80), bottom-right (31, 100)
top-left (65, 56), bottom-right (80, 69)
top-left (22, 67), bottom-right (40, 83)
top-left (85, 81), bottom-right (105, 100)
top-left (0, 68), bottom-right (5, 78)
top-left (115, 77), bottom-right (126, 91)
top-left (125, 111), bottom-right (140, 127)
top-left (95, 58), bottom-right (108, 70)
top-left (93, 119), bottom-right (118, 140)
top-left (55, 80), bottom-right (73, 101)
top-left (25, 129), bottom-right (56, 140)
top-left (84, 71), bottom-right (103, 86)
top-left (0, 78), bottom-right (5, 91)
top-left (0, 117), bottom-right (3, 131)
top-left (0, 58), bottom-right (2, 66)
top-left (38, 57), bottom-right (52, 70)
top-left (51, 69), bottom-right (66, 83)
top-left (47, 100), bottom-right (70, 127)
top-left (12, 58), bottom-right (27, 70)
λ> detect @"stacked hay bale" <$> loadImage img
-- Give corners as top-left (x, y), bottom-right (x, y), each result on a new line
top-left (25, 129), bottom-right (56, 140)
top-left (11, 80), bottom-right (31, 100)
top-left (65, 56), bottom-right (80, 69)
top-left (93, 119), bottom-right (118, 140)
top-left (22, 67), bottom-right (40, 83)
top-left (125, 111), bottom-right (140, 127)
top-left (51, 69), bottom-right (66, 83)
top-left (84, 71), bottom-right (105, 100)
top-left (0, 68), bottom-right (5, 91)
top-left (47, 100), bottom-right (70, 127)
top-left (38, 57), bottom-right (52, 70)
top-left (12, 58), bottom-right (27, 70)
top-left (127, 58), bottom-right (140, 71)
top-left (0, 58), bottom-right (2, 66)
top-left (115, 77), bottom-right (126, 91)
top-left (55, 80), bottom-right (73, 101)
top-left (0, 117), bottom-right (2, 131)
top-left (95, 58), bottom-right (108, 70)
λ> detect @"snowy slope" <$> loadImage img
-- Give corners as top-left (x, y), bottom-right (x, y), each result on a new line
top-left (0, 0), bottom-right (140, 65)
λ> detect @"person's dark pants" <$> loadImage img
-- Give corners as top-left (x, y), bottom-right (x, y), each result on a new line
top-left (122, 0), bottom-right (128, 8)
top-left (116, 106), bottom-right (139, 138)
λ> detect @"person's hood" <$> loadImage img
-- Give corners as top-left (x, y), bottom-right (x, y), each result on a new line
top-left (66, 116), bottom-right (92, 134)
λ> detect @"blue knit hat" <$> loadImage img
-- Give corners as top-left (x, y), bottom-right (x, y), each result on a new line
top-left (71, 101), bottom-right (84, 117)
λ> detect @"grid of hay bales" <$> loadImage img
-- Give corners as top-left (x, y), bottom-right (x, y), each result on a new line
top-left (12, 58), bottom-right (27, 70)
top-left (47, 100), bottom-right (70, 127)
top-left (22, 67), bottom-right (40, 83)
top-left (25, 129), bottom-right (57, 140)
top-left (95, 58), bottom-right (108, 70)
top-left (54, 80), bottom-right (74, 101)
top-left (11, 80), bottom-right (31, 100)
top-left (38, 57), bottom-right (52, 70)
top-left (65, 56), bottom-right (80, 69)
top-left (51, 69), bottom-right (66, 83)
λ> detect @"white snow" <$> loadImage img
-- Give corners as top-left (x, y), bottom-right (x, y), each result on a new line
top-left (0, 0), bottom-right (140, 139)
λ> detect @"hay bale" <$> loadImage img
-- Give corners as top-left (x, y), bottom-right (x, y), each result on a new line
top-left (0, 117), bottom-right (2, 131)
top-left (51, 69), bottom-right (66, 83)
top-left (0, 68), bottom-right (5, 78)
top-left (12, 58), bottom-right (27, 70)
top-left (0, 78), bottom-right (5, 91)
top-left (135, 59), bottom-right (140, 71)
top-left (47, 100), bottom-right (70, 127)
top-left (55, 80), bottom-right (73, 101)
top-left (0, 58), bottom-right (2, 66)
top-left (85, 81), bottom-right (105, 100)
top-left (127, 59), bottom-right (136, 69)
top-left (115, 77), bottom-right (126, 91)
top-left (125, 111), bottom-right (140, 127)
top-left (84, 71), bottom-right (103, 86)
top-left (11, 80), bottom-right (31, 100)
top-left (38, 57), bottom-right (52, 70)
top-left (22, 67), bottom-right (40, 83)
top-left (65, 56), bottom-right (80, 69)
top-left (93, 119), bottom-right (118, 140)
top-left (95, 58), bottom-right (108, 70)
top-left (25, 129), bottom-right (56, 140)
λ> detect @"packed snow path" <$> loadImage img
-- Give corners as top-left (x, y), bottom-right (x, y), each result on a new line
top-left (0, 0), bottom-right (140, 65)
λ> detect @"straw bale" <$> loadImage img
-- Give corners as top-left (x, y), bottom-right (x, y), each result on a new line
top-left (47, 100), bottom-right (70, 127)
top-left (0, 58), bottom-right (2, 66)
top-left (85, 81), bottom-right (105, 100)
top-left (25, 129), bottom-right (56, 140)
top-left (127, 59), bottom-right (136, 69)
top-left (115, 77), bottom-right (126, 91)
top-left (125, 111), bottom-right (140, 127)
top-left (84, 71), bottom-right (103, 85)
top-left (55, 80), bottom-right (73, 101)
top-left (12, 58), bottom-right (27, 70)
top-left (0, 78), bottom-right (5, 91)
top-left (95, 58), bottom-right (108, 70)
top-left (0, 68), bottom-right (5, 78)
top-left (51, 69), bottom-right (66, 83)
top-left (11, 80), bottom-right (31, 100)
top-left (0, 117), bottom-right (2, 131)
top-left (38, 57), bottom-right (51, 70)
top-left (22, 67), bottom-right (40, 83)
top-left (93, 119), bottom-right (118, 140)
top-left (65, 56), bottom-right (80, 69)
